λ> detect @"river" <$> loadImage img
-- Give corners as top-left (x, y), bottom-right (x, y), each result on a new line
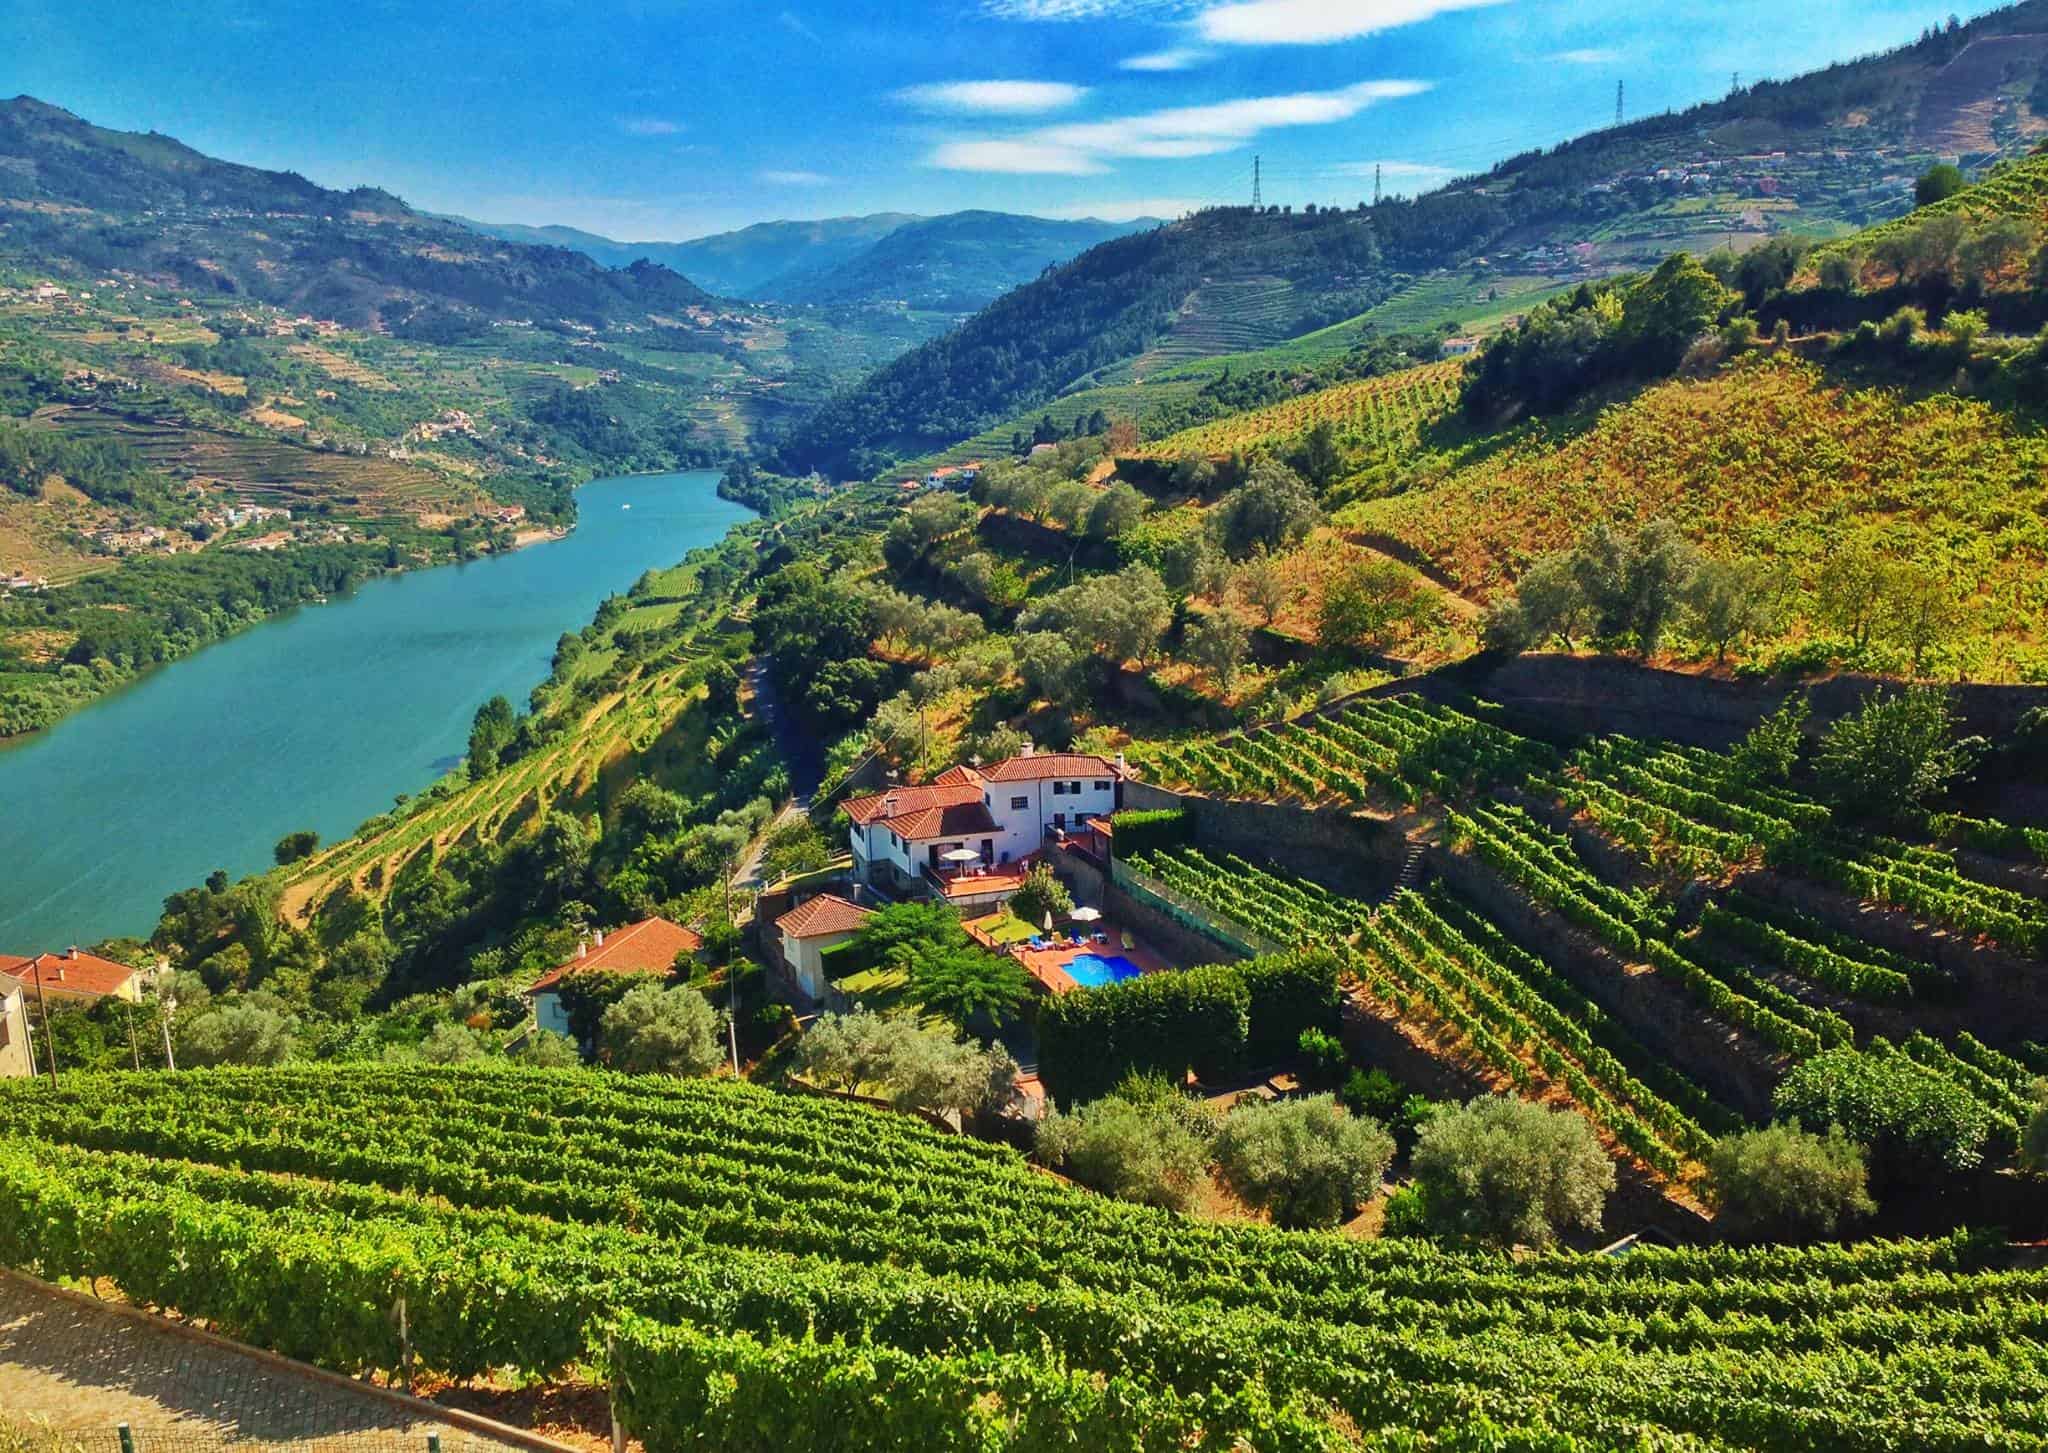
top-left (0, 469), bottom-right (752, 950)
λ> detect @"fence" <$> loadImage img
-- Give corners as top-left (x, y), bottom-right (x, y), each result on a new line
top-left (1108, 860), bottom-right (1283, 959)
top-left (1, 1428), bottom-right (524, 1453)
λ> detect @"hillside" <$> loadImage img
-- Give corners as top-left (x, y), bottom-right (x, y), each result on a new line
top-left (4, 1064), bottom-right (2045, 1449)
top-left (756, 210), bottom-right (1156, 310)
top-left (453, 212), bottom-right (919, 299)
top-left (0, 96), bottom-right (713, 329)
top-left (777, 3), bottom-right (2048, 477)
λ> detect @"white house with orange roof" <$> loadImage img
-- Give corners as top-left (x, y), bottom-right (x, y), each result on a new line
top-left (0, 947), bottom-right (157, 1008)
top-left (771, 893), bottom-right (875, 1001)
top-left (843, 746), bottom-right (1124, 896)
top-left (523, 917), bottom-right (703, 1040)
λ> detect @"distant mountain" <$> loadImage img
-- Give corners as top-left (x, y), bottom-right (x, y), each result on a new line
top-left (0, 96), bottom-right (712, 329)
top-left (776, 2), bottom-right (2048, 474)
top-left (456, 213), bottom-right (918, 299)
top-left (454, 209), bottom-right (1158, 312)
top-left (757, 211), bottom-right (1159, 311)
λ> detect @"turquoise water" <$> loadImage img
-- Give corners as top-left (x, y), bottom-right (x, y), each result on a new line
top-left (1063, 953), bottom-right (1144, 988)
top-left (0, 470), bottom-right (751, 950)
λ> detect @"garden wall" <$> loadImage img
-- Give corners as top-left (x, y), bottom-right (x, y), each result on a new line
top-left (1360, 652), bottom-right (2048, 750)
top-left (1120, 780), bottom-right (1408, 900)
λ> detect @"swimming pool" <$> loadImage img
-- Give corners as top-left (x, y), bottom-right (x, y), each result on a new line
top-left (1063, 953), bottom-right (1144, 988)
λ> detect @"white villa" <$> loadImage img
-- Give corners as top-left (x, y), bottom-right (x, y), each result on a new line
top-left (844, 748), bottom-right (1124, 897)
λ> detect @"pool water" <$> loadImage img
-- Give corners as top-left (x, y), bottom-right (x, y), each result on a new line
top-left (1063, 953), bottom-right (1144, 988)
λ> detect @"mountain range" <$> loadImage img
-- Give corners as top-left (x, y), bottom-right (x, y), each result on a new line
top-left (454, 209), bottom-right (1158, 312)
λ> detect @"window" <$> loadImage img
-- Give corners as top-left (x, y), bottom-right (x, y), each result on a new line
top-left (1093, 779), bottom-right (1111, 791)
top-left (1010, 795), bottom-right (1029, 811)
top-left (1068, 781), bottom-right (1081, 794)
top-left (1052, 781), bottom-right (1066, 796)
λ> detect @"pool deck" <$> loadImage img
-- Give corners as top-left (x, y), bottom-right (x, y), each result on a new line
top-left (1013, 934), bottom-right (1175, 994)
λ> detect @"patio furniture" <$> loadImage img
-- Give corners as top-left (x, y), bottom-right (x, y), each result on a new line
top-left (1028, 936), bottom-right (1050, 951)
top-left (1091, 931), bottom-right (1108, 945)
top-left (1120, 932), bottom-right (1134, 951)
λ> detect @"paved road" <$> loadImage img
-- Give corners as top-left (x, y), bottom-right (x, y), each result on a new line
top-left (0, 1276), bottom-right (530, 1452)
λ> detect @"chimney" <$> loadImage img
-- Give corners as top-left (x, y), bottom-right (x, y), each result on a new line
top-left (1022, 741), bottom-right (1035, 757)
top-left (884, 793), bottom-right (899, 815)
top-left (66, 946), bottom-right (79, 960)
top-left (594, 928), bottom-right (606, 947)
top-left (1115, 751), bottom-right (1127, 773)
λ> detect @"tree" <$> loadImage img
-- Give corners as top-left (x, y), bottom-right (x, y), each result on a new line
top-left (1316, 558), bottom-right (1433, 656)
top-left (1035, 1075), bottom-right (1218, 1211)
top-left (1880, 562), bottom-right (1969, 677)
top-left (908, 945), bottom-right (1031, 1029)
top-left (1013, 631), bottom-right (1085, 706)
top-left (177, 1001), bottom-right (296, 1067)
top-left (2024, 1085), bottom-right (2048, 1175)
top-left (467, 694), bottom-right (517, 774)
top-left (1774, 1045), bottom-right (1991, 1183)
top-left (418, 1020), bottom-right (485, 1064)
top-left (1484, 552), bottom-right (1590, 654)
top-left (1703, 1123), bottom-right (1875, 1244)
top-left (1611, 253), bottom-right (1734, 376)
top-left (1209, 459), bottom-right (1320, 560)
top-left (1685, 555), bottom-right (1780, 664)
top-left (796, 1010), bottom-right (1018, 1118)
top-left (702, 658), bottom-right (742, 717)
top-left (1018, 566), bottom-right (1172, 666)
top-left (273, 830), bottom-right (320, 865)
top-left (1084, 481), bottom-right (1145, 541)
top-left (599, 982), bottom-right (725, 1076)
top-left (1184, 609), bottom-right (1251, 687)
top-left (1295, 418), bottom-right (1345, 488)
top-left (1410, 1096), bottom-right (1615, 1250)
top-left (1814, 686), bottom-right (1979, 825)
top-left (1571, 519), bottom-right (1696, 657)
top-left (1232, 551), bottom-right (1292, 626)
top-left (1729, 696), bottom-right (1809, 785)
top-left (1212, 1094), bottom-right (1395, 1229)
top-left (521, 1029), bottom-right (583, 1067)
top-left (1916, 162), bottom-right (1965, 207)
top-left (1815, 540), bottom-right (1892, 652)
top-left (1008, 862), bottom-right (1074, 927)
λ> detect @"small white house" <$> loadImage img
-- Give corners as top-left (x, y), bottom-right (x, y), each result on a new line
top-left (845, 748), bottom-right (1123, 894)
top-left (773, 893), bottom-right (874, 1001)
top-left (524, 917), bottom-right (702, 1039)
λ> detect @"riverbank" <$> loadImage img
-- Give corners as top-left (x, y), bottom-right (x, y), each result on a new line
top-left (0, 470), bottom-right (752, 950)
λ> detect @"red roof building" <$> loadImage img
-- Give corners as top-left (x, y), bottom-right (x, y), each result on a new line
top-left (0, 948), bottom-right (153, 1005)
top-left (525, 917), bottom-right (702, 996)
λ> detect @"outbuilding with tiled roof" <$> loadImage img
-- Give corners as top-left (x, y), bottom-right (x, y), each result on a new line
top-left (0, 947), bottom-right (155, 1007)
top-left (524, 917), bottom-right (702, 1040)
top-left (771, 893), bottom-right (875, 1001)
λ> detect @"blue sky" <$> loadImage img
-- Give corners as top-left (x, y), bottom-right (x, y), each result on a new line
top-left (2, 0), bottom-right (2014, 240)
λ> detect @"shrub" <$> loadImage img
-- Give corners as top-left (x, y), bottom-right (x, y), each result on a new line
top-left (1239, 950), bottom-right (1343, 1064)
top-left (1213, 1094), bottom-right (1394, 1229)
top-left (1007, 863), bottom-right (1073, 928)
top-left (1296, 1027), bottom-right (1348, 1089)
top-left (1110, 808), bottom-right (1190, 858)
top-left (1036, 1077), bottom-right (1218, 1211)
top-left (1036, 964), bottom-right (1251, 1105)
top-left (906, 944), bottom-right (1031, 1030)
top-left (1729, 696), bottom-right (1808, 785)
top-left (2026, 1086), bottom-right (2048, 1174)
top-left (1703, 1123), bottom-right (1875, 1243)
top-left (520, 1029), bottom-right (582, 1067)
top-left (417, 1021), bottom-right (484, 1065)
top-left (273, 829), bottom-right (319, 865)
top-left (796, 1010), bottom-right (1018, 1118)
top-left (1773, 1046), bottom-right (1992, 1181)
top-left (1815, 687), bottom-right (1979, 825)
top-left (1410, 1096), bottom-right (1615, 1250)
top-left (599, 983), bottom-right (726, 1077)
top-left (175, 1001), bottom-right (296, 1067)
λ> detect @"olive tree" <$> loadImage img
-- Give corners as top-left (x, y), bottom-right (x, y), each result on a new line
top-left (599, 982), bottom-right (725, 1077)
top-left (1212, 1094), bottom-right (1395, 1229)
top-left (1209, 459), bottom-right (1320, 560)
top-left (1703, 1123), bottom-right (1875, 1243)
top-left (1410, 1096), bottom-right (1615, 1250)
top-left (1037, 1083), bottom-right (1218, 1211)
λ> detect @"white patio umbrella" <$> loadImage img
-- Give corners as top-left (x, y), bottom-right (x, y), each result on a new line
top-left (1043, 911), bottom-right (1055, 933)
top-left (1069, 906), bottom-right (1103, 923)
top-left (941, 848), bottom-right (980, 863)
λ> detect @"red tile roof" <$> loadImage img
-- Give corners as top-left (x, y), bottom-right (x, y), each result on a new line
top-left (775, 893), bottom-right (874, 939)
top-left (526, 917), bottom-right (702, 995)
top-left (979, 752), bottom-right (1121, 782)
top-left (0, 948), bottom-right (145, 999)
top-left (843, 775), bottom-right (991, 837)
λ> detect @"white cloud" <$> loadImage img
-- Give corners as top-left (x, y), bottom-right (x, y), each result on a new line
top-left (1120, 48), bottom-right (1212, 71)
top-left (928, 140), bottom-right (1111, 174)
top-left (778, 10), bottom-right (820, 42)
top-left (897, 80), bottom-right (1089, 114)
top-left (980, 0), bottom-right (1194, 17)
top-left (1047, 198), bottom-right (1202, 221)
top-left (1549, 47), bottom-right (1621, 64)
top-left (928, 78), bottom-right (1426, 174)
top-left (1195, 0), bottom-right (1507, 46)
top-left (759, 169), bottom-right (832, 185)
top-left (1332, 159), bottom-right (1459, 193)
top-left (618, 117), bottom-right (683, 136)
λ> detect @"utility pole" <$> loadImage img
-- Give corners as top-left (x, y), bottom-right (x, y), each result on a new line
top-left (31, 959), bottom-right (57, 1087)
top-left (1251, 155), bottom-right (1262, 210)
top-left (159, 986), bottom-right (177, 1071)
top-left (1615, 80), bottom-right (1625, 128)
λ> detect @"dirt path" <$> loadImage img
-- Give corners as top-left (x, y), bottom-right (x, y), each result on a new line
top-left (0, 1274), bottom-right (551, 1452)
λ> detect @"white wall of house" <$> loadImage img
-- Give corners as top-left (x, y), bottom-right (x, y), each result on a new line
top-left (0, 987), bottom-right (34, 1079)
top-left (977, 774), bottom-right (1117, 859)
top-left (781, 927), bottom-right (861, 1000)
top-left (534, 991), bottom-right (573, 1038)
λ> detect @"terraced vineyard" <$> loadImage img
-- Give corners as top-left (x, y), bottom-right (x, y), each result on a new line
top-left (1131, 277), bottom-right (1302, 375)
top-left (6, 1066), bottom-right (2047, 1449)
top-left (1343, 354), bottom-right (2048, 679)
top-left (1134, 695), bottom-right (1555, 808)
top-left (907, 377), bottom-right (1208, 472)
top-left (1141, 360), bottom-right (1464, 465)
top-left (1121, 844), bottom-right (1374, 949)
